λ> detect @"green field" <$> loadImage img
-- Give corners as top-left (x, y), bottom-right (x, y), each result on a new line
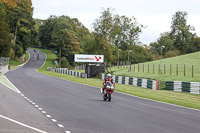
top-left (111, 51), bottom-right (200, 82)
top-left (36, 48), bottom-right (200, 110)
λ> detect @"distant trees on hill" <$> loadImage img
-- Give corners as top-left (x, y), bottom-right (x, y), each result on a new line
top-left (150, 11), bottom-right (200, 58)
top-left (1, 2), bottom-right (200, 66)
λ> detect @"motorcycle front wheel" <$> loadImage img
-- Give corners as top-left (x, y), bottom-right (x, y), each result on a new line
top-left (108, 93), bottom-right (111, 102)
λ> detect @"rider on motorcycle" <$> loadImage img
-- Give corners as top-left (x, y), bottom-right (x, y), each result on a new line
top-left (101, 73), bottom-right (114, 95)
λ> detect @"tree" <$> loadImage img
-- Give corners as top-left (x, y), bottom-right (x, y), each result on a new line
top-left (113, 15), bottom-right (144, 50)
top-left (92, 8), bottom-right (144, 63)
top-left (0, 1), bottom-right (12, 57)
top-left (150, 32), bottom-right (175, 55)
top-left (170, 11), bottom-right (195, 53)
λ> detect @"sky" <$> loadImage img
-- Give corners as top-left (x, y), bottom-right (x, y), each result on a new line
top-left (32, 0), bottom-right (200, 45)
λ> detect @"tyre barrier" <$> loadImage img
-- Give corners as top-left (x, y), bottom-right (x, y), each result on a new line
top-left (166, 81), bottom-right (200, 94)
top-left (102, 74), bottom-right (159, 90)
top-left (55, 68), bottom-right (86, 78)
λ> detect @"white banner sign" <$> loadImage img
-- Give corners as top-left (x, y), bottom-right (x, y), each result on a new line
top-left (74, 54), bottom-right (104, 63)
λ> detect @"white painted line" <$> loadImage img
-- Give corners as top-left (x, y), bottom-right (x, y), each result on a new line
top-left (38, 108), bottom-right (42, 110)
top-left (32, 103), bottom-right (36, 105)
top-left (0, 114), bottom-right (47, 133)
top-left (21, 94), bottom-right (24, 96)
top-left (29, 101), bottom-right (33, 103)
top-left (35, 105), bottom-right (39, 108)
top-left (46, 115), bottom-right (51, 118)
top-left (24, 97), bottom-right (27, 99)
top-left (27, 99), bottom-right (30, 101)
top-left (65, 131), bottom-right (71, 133)
top-left (57, 124), bottom-right (64, 128)
top-left (41, 111), bottom-right (46, 114)
top-left (51, 119), bottom-right (57, 122)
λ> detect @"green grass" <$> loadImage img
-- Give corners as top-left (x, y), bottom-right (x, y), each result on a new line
top-left (74, 70), bottom-right (85, 73)
top-left (112, 51), bottom-right (200, 82)
top-left (9, 51), bottom-right (29, 67)
top-left (36, 48), bottom-right (200, 110)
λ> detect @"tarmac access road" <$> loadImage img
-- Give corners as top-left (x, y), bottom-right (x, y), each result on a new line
top-left (4, 49), bottom-right (200, 133)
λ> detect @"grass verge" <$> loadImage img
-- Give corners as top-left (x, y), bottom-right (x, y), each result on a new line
top-left (9, 51), bottom-right (29, 70)
top-left (37, 48), bottom-right (200, 110)
top-left (111, 51), bottom-right (200, 82)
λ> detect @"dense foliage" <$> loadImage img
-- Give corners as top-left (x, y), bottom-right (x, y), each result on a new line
top-left (0, 0), bottom-right (38, 59)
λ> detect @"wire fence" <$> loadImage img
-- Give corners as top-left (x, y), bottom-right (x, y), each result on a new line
top-left (114, 63), bottom-right (200, 78)
top-left (0, 57), bottom-right (10, 66)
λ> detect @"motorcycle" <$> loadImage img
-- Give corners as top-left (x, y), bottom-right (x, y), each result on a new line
top-left (101, 81), bottom-right (115, 102)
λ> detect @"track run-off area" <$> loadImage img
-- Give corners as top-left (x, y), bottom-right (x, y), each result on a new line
top-left (0, 49), bottom-right (200, 133)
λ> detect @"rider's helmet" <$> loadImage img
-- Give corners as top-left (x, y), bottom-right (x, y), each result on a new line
top-left (107, 73), bottom-right (112, 80)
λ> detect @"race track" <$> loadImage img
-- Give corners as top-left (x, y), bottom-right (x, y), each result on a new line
top-left (5, 49), bottom-right (200, 133)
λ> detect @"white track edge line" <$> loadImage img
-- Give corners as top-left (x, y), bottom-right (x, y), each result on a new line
top-left (0, 114), bottom-right (48, 133)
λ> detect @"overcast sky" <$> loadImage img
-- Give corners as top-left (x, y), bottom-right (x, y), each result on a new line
top-left (32, 0), bottom-right (200, 44)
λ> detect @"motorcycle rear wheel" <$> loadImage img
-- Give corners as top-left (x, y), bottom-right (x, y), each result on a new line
top-left (103, 94), bottom-right (107, 101)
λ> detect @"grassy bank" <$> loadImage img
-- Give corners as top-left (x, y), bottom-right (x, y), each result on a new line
top-left (9, 51), bottom-right (29, 70)
top-left (112, 51), bottom-right (200, 82)
top-left (37, 48), bottom-right (200, 110)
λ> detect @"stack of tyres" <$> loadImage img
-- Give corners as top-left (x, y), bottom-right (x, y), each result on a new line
top-left (166, 81), bottom-right (174, 90)
top-left (129, 77), bottom-right (133, 85)
top-left (147, 80), bottom-right (153, 89)
top-left (122, 77), bottom-right (126, 84)
top-left (142, 79), bottom-right (147, 88)
top-left (125, 77), bottom-right (129, 85)
top-left (190, 82), bottom-right (200, 94)
top-left (137, 78), bottom-right (142, 87)
top-left (174, 81), bottom-right (182, 92)
top-left (181, 82), bottom-right (190, 93)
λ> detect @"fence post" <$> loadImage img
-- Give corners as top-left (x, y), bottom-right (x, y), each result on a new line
top-left (138, 64), bottom-right (139, 72)
top-left (130, 64), bottom-right (131, 71)
top-left (148, 64), bottom-right (149, 73)
top-left (184, 64), bottom-right (185, 76)
top-left (159, 64), bottom-right (160, 74)
top-left (143, 64), bottom-right (144, 73)
top-left (176, 64), bottom-right (178, 76)
top-left (153, 64), bottom-right (154, 74)
top-left (192, 65), bottom-right (194, 77)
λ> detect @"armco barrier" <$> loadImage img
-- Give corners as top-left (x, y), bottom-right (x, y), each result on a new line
top-left (55, 68), bottom-right (86, 78)
top-left (102, 74), bottom-right (159, 90)
top-left (166, 81), bottom-right (200, 94)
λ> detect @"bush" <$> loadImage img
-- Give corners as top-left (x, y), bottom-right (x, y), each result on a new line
top-left (61, 57), bottom-right (70, 68)
top-left (9, 48), bottom-right (15, 59)
top-left (164, 49), bottom-right (180, 58)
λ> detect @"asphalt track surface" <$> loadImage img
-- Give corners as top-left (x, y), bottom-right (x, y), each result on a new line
top-left (4, 49), bottom-right (200, 133)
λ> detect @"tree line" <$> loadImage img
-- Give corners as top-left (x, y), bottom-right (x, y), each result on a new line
top-left (0, 1), bottom-right (200, 67)
top-left (37, 8), bottom-right (152, 67)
